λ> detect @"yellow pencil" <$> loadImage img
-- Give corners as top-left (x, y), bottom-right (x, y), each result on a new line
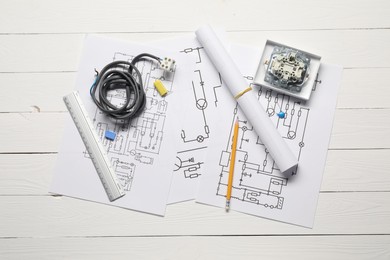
top-left (226, 117), bottom-right (239, 212)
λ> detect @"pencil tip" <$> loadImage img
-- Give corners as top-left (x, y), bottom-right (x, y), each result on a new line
top-left (225, 200), bottom-right (230, 212)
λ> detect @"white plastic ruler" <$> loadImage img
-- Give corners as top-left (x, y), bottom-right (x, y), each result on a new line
top-left (63, 91), bottom-right (125, 202)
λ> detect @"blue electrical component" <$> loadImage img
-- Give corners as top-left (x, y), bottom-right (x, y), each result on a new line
top-left (105, 130), bottom-right (116, 141)
top-left (277, 111), bottom-right (286, 119)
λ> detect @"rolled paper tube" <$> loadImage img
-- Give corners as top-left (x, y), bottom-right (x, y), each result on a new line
top-left (195, 25), bottom-right (298, 175)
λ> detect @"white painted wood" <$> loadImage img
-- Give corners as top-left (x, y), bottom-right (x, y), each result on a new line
top-left (338, 68), bottom-right (390, 109)
top-left (0, 34), bottom-right (84, 72)
top-left (329, 109), bottom-right (390, 149)
top-left (1, 68), bottom-right (389, 113)
top-left (1, 236), bottom-right (389, 260)
top-left (1, 30), bottom-right (390, 73)
top-left (0, 192), bottom-right (389, 237)
top-left (0, 109), bottom-right (388, 153)
top-left (1, 0), bottom-right (389, 33)
top-left (0, 154), bottom-right (55, 195)
top-left (0, 113), bottom-right (66, 153)
top-left (322, 149), bottom-right (390, 192)
top-left (227, 30), bottom-right (390, 68)
top-left (0, 72), bottom-right (74, 113)
top-left (1, 150), bottom-right (389, 196)
top-left (1, 0), bottom-right (389, 258)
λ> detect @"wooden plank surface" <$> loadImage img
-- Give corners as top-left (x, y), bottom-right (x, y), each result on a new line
top-left (0, 149), bottom-right (390, 196)
top-left (1, 68), bottom-right (389, 113)
top-left (0, 192), bottom-right (389, 237)
top-left (1, 30), bottom-right (389, 73)
top-left (1, 0), bottom-right (390, 258)
top-left (0, 109), bottom-right (389, 153)
top-left (1, 236), bottom-right (389, 260)
top-left (1, 150), bottom-right (389, 196)
top-left (322, 149), bottom-right (390, 192)
top-left (1, 0), bottom-right (389, 33)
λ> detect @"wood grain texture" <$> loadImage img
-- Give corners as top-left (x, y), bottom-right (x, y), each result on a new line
top-left (322, 149), bottom-right (390, 192)
top-left (0, 192), bottom-right (389, 237)
top-left (0, 109), bottom-right (389, 153)
top-left (1, 0), bottom-right (390, 258)
top-left (1, 0), bottom-right (389, 33)
top-left (0, 113), bottom-right (66, 153)
top-left (0, 72), bottom-right (74, 113)
top-left (338, 68), bottom-right (390, 109)
top-left (1, 68), bottom-right (389, 113)
top-left (1, 150), bottom-right (389, 195)
top-left (329, 109), bottom-right (390, 149)
top-left (0, 154), bottom-right (55, 195)
top-left (1, 30), bottom-right (389, 73)
top-left (1, 236), bottom-right (389, 260)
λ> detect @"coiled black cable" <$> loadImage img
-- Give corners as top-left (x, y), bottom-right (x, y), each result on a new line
top-left (90, 53), bottom-right (161, 120)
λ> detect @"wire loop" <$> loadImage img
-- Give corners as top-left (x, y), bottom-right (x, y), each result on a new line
top-left (90, 54), bottom-right (161, 120)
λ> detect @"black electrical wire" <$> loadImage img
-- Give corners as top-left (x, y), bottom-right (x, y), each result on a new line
top-left (90, 53), bottom-right (161, 120)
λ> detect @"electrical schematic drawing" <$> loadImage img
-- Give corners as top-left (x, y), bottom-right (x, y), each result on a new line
top-left (174, 46), bottom-right (223, 179)
top-left (215, 82), bottom-right (317, 210)
top-left (84, 52), bottom-right (175, 191)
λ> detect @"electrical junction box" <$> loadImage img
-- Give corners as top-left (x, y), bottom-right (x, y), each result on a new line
top-left (253, 40), bottom-right (321, 101)
top-left (159, 57), bottom-right (176, 72)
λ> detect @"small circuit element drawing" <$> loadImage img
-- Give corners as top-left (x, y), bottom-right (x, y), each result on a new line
top-left (85, 52), bottom-right (176, 192)
top-left (215, 87), bottom-right (310, 210)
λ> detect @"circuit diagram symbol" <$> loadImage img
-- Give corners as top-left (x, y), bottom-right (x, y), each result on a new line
top-left (84, 51), bottom-right (176, 192)
top-left (174, 146), bottom-right (207, 179)
top-left (179, 47), bottom-right (211, 145)
top-left (215, 85), bottom-right (311, 210)
top-left (111, 157), bottom-right (136, 191)
top-left (180, 70), bottom-right (210, 144)
top-left (174, 45), bottom-right (226, 180)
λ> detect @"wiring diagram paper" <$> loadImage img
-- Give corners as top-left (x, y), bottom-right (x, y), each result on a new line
top-left (155, 35), bottom-right (263, 204)
top-left (152, 35), bottom-right (234, 204)
top-left (196, 44), bottom-right (343, 227)
top-left (50, 35), bottom-right (195, 216)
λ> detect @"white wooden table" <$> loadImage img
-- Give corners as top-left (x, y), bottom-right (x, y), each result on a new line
top-left (1, 1), bottom-right (389, 259)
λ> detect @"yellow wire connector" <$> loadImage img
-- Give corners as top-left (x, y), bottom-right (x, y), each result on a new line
top-left (154, 80), bottom-right (168, 97)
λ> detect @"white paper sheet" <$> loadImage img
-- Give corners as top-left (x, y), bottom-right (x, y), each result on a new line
top-left (50, 35), bottom-right (194, 216)
top-left (196, 44), bottom-right (343, 228)
top-left (195, 25), bottom-right (298, 175)
top-left (159, 35), bottom-right (282, 203)
top-left (152, 36), bottom-right (228, 204)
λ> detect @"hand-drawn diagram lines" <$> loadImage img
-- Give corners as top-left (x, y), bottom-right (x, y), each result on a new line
top-left (173, 146), bottom-right (206, 179)
top-left (84, 51), bottom-right (176, 191)
top-left (216, 84), bottom-right (313, 210)
top-left (111, 157), bottom-right (136, 191)
top-left (181, 70), bottom-right (210, 144)
top-left (174, 46), bottom-right (223, 179)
